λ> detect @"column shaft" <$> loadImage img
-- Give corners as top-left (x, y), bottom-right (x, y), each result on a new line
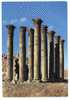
top-left (41, 25), bottom-right (48, 81)
top-left (55, 36), bottom-right (61, 79)
top-left (7, 25), bottom-right (15, 81)
top-left (48, 31), bottom-right (55, 80)
top-left (60, 39), bottom-right (64, 80)
top-left (13, 58), bottom-right (19, 81)
top-left (33, 18), bottom-right (42, 80)
top-left (19, 26), bottom-right (26, 82)
top-left (28, 28), bottom-right (34, 81)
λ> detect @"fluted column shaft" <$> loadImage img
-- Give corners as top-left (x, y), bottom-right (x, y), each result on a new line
top-left (55, 36), bottom-right (61, 79)
top-left (19, 26), bottom-right (26, 82)
top-left (41, 25), bottom-right (48, 81)
top-left (33, 18), bottom-right (42, 80)
top-left (28, 28), bottom-right (34, 81)
top-left (7, 25), bottom-right (15, 81)
top-left (60, 39), bottom-right (64, 80)
top-left (48, 31), bottom-right (55, 80)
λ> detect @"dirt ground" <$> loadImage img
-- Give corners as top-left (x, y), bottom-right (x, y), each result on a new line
top-left (2, 70), bottom-right (68, 97)
top-left (3, 81), bottom-right (68, 97)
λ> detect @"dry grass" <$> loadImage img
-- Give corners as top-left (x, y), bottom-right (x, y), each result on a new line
top-left (3, 82), bottom-right (68, 97)
top-left (3, 81), bottom-right (68, 97)
top-left (3, 70), bottom-right (68, 97)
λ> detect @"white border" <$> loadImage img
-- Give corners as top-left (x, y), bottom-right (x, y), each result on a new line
top-left (68, 0), bottom-right (70, 98)
top-left (2, 0), bottom-right (67, 2)
top-left (0, 0), bottom-right (70, 100)
top-left (0, 1), bottom-right (2, 99)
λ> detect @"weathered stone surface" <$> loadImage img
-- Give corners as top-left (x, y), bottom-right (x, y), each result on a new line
top-left (28, 28), bottom-right (34, 81)
top-left (55, 36), bottom-right (61, 79)
top-left (48, 31), bottom-right (55, 80)
top-left (13, 58), bottom-right (19, 82)
top-left (7, 25), bottom-right (15, 81)
top-left (33, 18), bottom-right (43, 80)
top-left (60, 39), bottom-right (64, 80)
top-left (19, 26), bottom-right (26, 82)
top-left (5, 19), bottom-right (65, 83)
top-left (41, 25), bottom-right (48, 81)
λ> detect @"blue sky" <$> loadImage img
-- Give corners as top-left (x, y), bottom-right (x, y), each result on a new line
top-left (2, 2), bottom-right (67, 68)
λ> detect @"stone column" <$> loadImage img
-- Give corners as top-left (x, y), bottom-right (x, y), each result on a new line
top-left (33, 18), bottom-right (43, 81)
top-left (41, 25), bottom-right (48, 81)
top-left (28, 28), bottom-right (34, 81)
top-left (48, 31), bottom-right (55, 80)
top-left (60, 39), bottom-right (64, 80)
top-left (19, 26), bottom-right (26, 82)
top-left (55, 36), bottom-right (61, 80)
top-left (13, 57), bottom-right (17, 82)
top-left (7, 25), bottom-right (15, 81)
top-left (13, 58), bottom-right (19, 82)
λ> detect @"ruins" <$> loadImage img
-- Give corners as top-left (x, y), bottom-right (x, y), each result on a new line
top-left (6, 18), bottom-right (64, 83)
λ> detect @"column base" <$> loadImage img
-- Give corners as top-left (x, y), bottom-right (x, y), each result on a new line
top-left (41, 79), bottom-right (47, 82)
top-left (33, 79), bottom-right (40, 83)
top-left (12, 80), bottom-right (17, 84)
top-left (3, 79), bottom-right (13, 84)
top-left (17, 80), bottom-right (25, 84)
top-left (27, 79), bottom-right (33, 83)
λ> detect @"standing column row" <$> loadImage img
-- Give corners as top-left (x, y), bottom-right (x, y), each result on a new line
top-left (6, 22), bottom-right (65, 82)
top-left (55, 36), bottom-right (64, 80)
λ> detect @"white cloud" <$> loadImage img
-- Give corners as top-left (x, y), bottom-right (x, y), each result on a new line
top-left (48, 25), bottom-right (55, 32)
top-left (20, 17), bottom-right (27, 22)
top-left (48, 25), bottom-right (56, 31)
top-left (2, 17), bottom-right (27, 25)
top-left (9, 19), bottom-right (18, 24)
